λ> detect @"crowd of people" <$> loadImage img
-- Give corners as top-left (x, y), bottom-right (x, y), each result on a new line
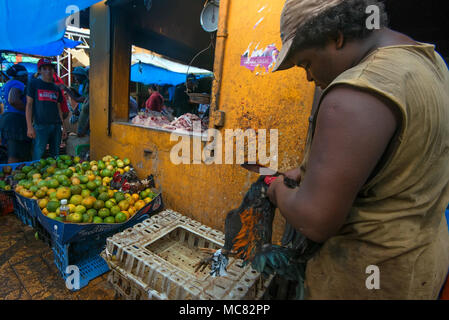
top-left (0, 61), bottom-right (212, 164)
top-left (0, 59), bottom-right (90, 163)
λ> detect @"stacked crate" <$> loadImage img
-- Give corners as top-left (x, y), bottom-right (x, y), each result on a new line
top-left (101, 210), bottom-right (273, 300)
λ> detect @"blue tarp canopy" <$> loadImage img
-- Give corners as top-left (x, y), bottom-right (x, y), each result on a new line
top-left (13, 37), bottom-right (82, 57)
top-left (131, 63), bottom-right (203, 86)
top-left (0, 0), bottom-right (100, 52)
top-left (130, 53), bottom-right (213, 86)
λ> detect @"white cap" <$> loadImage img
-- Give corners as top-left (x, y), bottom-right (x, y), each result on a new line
top-left (61, 199), bottom-right (67, 205)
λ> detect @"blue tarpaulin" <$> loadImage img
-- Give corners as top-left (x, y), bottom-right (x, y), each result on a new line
top-left (13, 37), bottom-right (82, 57)
top-left (131, 63), bottom-right (213, 86)
top-left (131, 52), bottom-right (213, 86)
top-left (131, 63), bottom-right (195, 86)
top-left (0, 0), bottom-right (100, 51)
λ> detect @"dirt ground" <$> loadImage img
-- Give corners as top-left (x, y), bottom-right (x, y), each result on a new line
top-left (0, 213), bottom-right (117, 300)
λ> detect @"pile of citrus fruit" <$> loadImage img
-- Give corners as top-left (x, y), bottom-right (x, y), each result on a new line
top-left (12, 155), bottom-right (157, 224)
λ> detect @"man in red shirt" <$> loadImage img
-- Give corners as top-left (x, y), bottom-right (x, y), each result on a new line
top-left (145, 85), bottom-right (164, 112)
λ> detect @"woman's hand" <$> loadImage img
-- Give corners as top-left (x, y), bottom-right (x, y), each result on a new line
top-left (27, 127), bottom-right (36, 139)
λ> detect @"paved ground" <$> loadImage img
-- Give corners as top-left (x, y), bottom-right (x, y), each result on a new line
top-left (0, 213), bottom-right (117, 300)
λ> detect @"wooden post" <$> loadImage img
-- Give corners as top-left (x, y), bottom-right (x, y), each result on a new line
top-left (110, 7), bottom-right (132, 122)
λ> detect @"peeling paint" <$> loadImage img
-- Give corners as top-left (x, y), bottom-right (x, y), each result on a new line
top-left (253, 17), bottom-right (265, 29)
top-left (240, 43), bottom-right (279, 73)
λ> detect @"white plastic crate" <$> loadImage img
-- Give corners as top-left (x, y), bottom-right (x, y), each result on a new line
top-left (102, 210), bottom-right (272, 300)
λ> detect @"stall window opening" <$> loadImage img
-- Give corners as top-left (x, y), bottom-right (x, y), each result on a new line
top-left (128, 46), bottom-right (214, 135)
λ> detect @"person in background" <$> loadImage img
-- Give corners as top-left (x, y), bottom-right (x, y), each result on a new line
top-left (198, 102), bottom-right (210, 120)
top-left (60, 67), bottom-right (89, 137)
top-left (145, 84), bottom-right (164, 112)
top-left (26, 58), bottom-right (66, 160)
top-left (52, 73), bottom-right (70, 121)
top-left (66, 87), bottom-right (82, 127)
top-left (0, 64), bottom-right (32, 162)
top-left (172, 74), bottom-right (199, 117)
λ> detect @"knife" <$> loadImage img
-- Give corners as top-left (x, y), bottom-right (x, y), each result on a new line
top-left (240, 163), bottom-right (299, 188)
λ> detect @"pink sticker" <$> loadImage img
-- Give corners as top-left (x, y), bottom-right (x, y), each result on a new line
top-left (240, 44), bottom-right (280, 73)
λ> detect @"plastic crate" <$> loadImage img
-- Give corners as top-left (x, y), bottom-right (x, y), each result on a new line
top-left (36, 192), bottom-right (163, 244)
top-left (0, 161), bottom-right (38, 220)
top-left (52, 213), bottom-right (150, 291)
top-left (13, 192), bottom-right (38, 228)
top-left (34, 219), bottom-right (53, 248)
top-left (102, 210), bottom-right (273, 300)
top-left (108, 268), bottom-right (168, 300)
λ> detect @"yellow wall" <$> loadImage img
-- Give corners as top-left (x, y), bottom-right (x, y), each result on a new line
top-left (90, 0), bottom-right (315, 241)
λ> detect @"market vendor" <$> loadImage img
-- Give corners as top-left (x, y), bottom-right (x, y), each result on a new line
top-left (0, 64), bottom-right (32, 163)
top-left (145, 84), bottom-right (164, 112)
top-left (26, 58), bottom-right (67, 160)
top-left (172, 74), bottom-right (198, 117)
top-left (267, 0), bottom-right (449, 299)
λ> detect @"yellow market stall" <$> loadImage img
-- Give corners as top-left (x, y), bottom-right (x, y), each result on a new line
top-left (89, 0), bottom-right (317, 240)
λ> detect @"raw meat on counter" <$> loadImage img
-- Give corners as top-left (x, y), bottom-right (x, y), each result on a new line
top-left (132, 113), bottom-right (209, 132)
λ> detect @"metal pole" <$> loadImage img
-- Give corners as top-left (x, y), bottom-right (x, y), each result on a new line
top-left (57, 55), bottom-right (61, 78)
top-left (68, 51), bottom-right (72, 87)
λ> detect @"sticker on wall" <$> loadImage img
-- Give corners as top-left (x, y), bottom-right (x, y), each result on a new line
top-left (240, 43), bottom-right (280, 74)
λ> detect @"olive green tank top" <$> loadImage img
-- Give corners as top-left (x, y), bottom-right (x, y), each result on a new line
top-left (302, 43), bottom-right (449, 299)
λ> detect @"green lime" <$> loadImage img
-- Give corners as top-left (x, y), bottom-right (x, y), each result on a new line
top-left (110, 205), bottom-right (121, 216)
top-left (75, 205), bottom-right (86, 215)
top-left (47, 212), bottom-right (57, 220)
top-left (114, 192), bottom-right (126, 203)
top-left (115, 212), bottom-right (127, 223)
top-left (98, 192), bottom-right (109, 202)
top-left (93, 216), bottom-right (103, 224)
top-left (93, 200), bottom-right (105, 210)
top-left (79, 175), bottom-right (89, 184)
top-left (105, 200), bottom-right (115, 209)
top-left (98, 208), bottom-right (110, 218)
top-left (70, 185), bottom-right (82, 195)
top-left (104, 216), bottom-right (116, 224)
top-left (70, 213), bottom-right (83, 223)
top-left (86, 181), bottom-right (97, 191)
top-left (82, 213), bottom-right (93, 223)
top-left (87, 208), bottom-right (97, 217)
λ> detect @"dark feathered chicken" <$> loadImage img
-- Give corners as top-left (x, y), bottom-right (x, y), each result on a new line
top-left (195, 175), bottom-right (321, 299)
